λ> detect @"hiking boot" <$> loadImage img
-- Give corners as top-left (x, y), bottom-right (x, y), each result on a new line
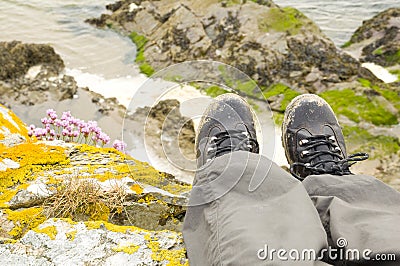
top-left (282, 94), bottom-right (368, 181)
top-left (196, 93), bottom-right (259, 168)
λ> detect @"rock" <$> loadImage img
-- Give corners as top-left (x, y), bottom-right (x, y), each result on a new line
top-left (0, 104), bottom-right (29, 147)
top-left (0, 42), bottom-right (78, 108)
top-left (88, 0), bottom-right (360, 93)
top-left (0, 41), bottom-right (64, 81)
top-left (344, 8), bottom-right (400, 67)
top-left (0, 218), bottom-right (187, 265)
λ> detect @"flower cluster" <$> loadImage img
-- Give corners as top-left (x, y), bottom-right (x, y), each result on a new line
top-left (28, 109), bottom-right (126, 152)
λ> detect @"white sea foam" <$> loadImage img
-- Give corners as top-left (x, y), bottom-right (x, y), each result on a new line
top-left (66, 68), bottom-right (147, 108)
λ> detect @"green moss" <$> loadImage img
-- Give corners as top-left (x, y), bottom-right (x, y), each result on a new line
top-left (389, 69), bottom-right (400, 81)
top-left (373, 47), bottom-right (384, 55)
top-left (129, 32), bottom-right (154, 76)
top-left (139, 62), bottom-right (155, 76)
top-left (258, 7), bottom-right (308, 34)
top-left (130, 32), bottom-right (148, 51)
top-left (235, 80), bottom-right (258, 95)
top-left (341, 41), bottom-right (353, 48)
top-left (204, 85), bottom-right (229, 97)
top-left (273, 112), bottom-right (284, 125)
top-left (358, 78), bottom-right (400, 110)
top-left (263, 83), bottom-right (301, 111)
top-left (358, 78), bottom-right (372, 88)
top-left (343, 126), bottom-right (400, 158)
top-left (385, 50), bottom-right (400, 64)
top-left (319, 89), bottom-right (398, 126)
top-left (372, 86), bottom-right (400, 111)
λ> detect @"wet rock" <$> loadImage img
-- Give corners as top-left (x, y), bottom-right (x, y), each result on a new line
top-left (88, 0), bottom-right (360, 93)
top-left (0, 42), bottom-right (78, 108)
top-left (0, 41), bottom-right (64, 81)
top-left (344, 8), bottom-right (400, 67)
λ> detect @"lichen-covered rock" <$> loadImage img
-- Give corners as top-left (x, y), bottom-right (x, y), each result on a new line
top-left (344, 8), bottom-right (400, 67)
top-left (0, 104), bottom-right (29, 147)
top-left (87, 0), bottom-right (360, 93)
top-left (0, 107), bottom-right (191, 263)
top-left (0, 218), bottom-right (188, 265)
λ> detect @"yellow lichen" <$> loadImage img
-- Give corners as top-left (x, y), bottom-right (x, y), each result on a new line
top-left (130, 184), bottom-right (143, 194)
top-left (112, 243), bottom-right (140, 254)
top-left (84, 220), bottom-right (143, 234)
top-left (0, 237), bottom-right (17, 244)
top-left (144, 233), bottom-right (188, 265)
top-left (66, 230), bottom-right (77, 241)
top-left (76, 144), bottom-right (126, 160)
top-left (85, 202), bottom-right (110, 221)
top-left (0, 143), bottom-right (69, 189)
top-left (33, 225), bottom-right (57, 240)
top-left (0, 104), bottom-right (29, 140)
top-left (4, 207), bottom-right (46, 239)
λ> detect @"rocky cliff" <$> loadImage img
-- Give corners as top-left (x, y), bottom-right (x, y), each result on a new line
top-left (0, 104), bottom-right (189, 264)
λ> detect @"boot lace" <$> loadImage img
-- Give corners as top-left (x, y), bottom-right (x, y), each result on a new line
top-left (206, 129), bottom-right (259, 162)
top-left (290, 134), bottom-right (369, 180)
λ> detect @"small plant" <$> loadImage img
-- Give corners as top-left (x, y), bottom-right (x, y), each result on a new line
top-left (28, 109), bottom-right (126, 151)
top-left (43, 176), bottom-right (129, 222)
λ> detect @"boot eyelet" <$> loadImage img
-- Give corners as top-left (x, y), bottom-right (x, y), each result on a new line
top-left (299, 139), bottom-right (309, 146)
top-left (300, 150), bottom-right (309, 158)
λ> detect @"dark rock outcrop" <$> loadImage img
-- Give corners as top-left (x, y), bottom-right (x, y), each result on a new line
top-left (0, 41), bottom-right (76, 108)
top-left (345, 8), bottom-right (400, 67)
top-left (87, 0), bottom-right (360, 93)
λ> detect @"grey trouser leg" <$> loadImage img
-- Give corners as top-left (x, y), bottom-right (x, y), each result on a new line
top-left (303, 175), bottom-right (400, 265)
top-left (183, 152), bottom-right (328, 265)
top-left (183, 152), bottom-right (400, 265)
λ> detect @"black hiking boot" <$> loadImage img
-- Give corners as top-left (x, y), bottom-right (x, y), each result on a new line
top-left (282, 94), bottom-right (368, 181)
top-left (196, 93), bottom-right (259, 168)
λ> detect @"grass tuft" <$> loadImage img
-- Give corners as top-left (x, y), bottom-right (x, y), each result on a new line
top-left (43, 177), bottom-right (128, 222)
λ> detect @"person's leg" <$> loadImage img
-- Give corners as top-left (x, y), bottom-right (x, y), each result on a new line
top-left (183, 94), bottom-right (329, 265)
top-left (303, 174), bottom-right (400, 265)
top-left (282, 94), bottom-right (400, 265)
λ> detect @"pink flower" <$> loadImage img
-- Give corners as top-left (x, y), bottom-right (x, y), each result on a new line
top-left (41, 118), bottom-right (50, 125)
top-left (46, 109), bottom-right (57, 120)
top-left (61, 111), bottom-right (72, 120)
top-left (113, 140), bottom-right (127, 152)
top-left (54, 119), bottom-right (62, 127)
